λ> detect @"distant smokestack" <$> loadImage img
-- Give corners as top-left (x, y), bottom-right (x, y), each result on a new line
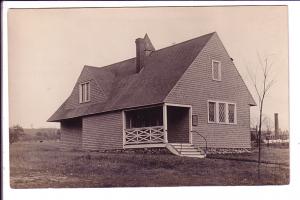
top-left (135, 38), bottom-right (145, 73)
top-left (274, 113), bottom-right (279, 138)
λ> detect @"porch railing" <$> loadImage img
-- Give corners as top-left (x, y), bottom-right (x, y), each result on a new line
top-left (124, 126), bottom-right (165, 145)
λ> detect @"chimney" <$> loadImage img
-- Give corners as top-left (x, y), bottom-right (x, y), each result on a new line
top-left (274, 113), bottom-right (279, 138)
top-left (135, 38), bottom-right (146, 73)
top-left (135, 34), bottom-right (155, 73)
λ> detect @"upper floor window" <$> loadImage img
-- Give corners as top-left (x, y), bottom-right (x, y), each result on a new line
top-left (208, 100), bottom-right (236, 124)
top-left (212, 60), bottom-right (221, 81)
top-left (79, 81), bottom-right (90, 103)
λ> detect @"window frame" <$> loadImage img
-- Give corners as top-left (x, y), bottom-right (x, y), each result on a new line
top-left (79, 81), bottom-right (91, 103)
top-left (218, 102), bottom-right (227, 124)
top-left (211, 60), bottom-right (222, 81)
top-left (227, 103), bottom-right (237, 124)
top-left (208, 101), bottom-right (217, 123)
top-left (207, 100), bottom-right (237, 125)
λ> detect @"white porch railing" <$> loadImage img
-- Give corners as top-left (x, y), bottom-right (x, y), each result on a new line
top-left (124, 126), bottom-right (165, 145)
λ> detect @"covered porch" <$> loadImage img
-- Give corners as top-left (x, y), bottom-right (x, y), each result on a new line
top-left (122, 103), bottom-right (191, 148)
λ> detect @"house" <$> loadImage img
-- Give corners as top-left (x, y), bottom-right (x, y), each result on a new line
top-left (48, 32), bottom-right (256, 158)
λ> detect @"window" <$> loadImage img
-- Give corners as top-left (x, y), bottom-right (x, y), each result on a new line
top-left (228, 104), bottom-right (236, 124)
top-left (79, 82), bottom-right (90, 103)
top-left (218, 103), bottom-right (226, 123)
top-left (208, 102), bottom-right (216, 122)
top-left (208, 101), bottom-right (236, 124)
top-left (212, 60), bottom-right (221, 81)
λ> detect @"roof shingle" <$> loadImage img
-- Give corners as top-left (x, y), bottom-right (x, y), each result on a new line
top-left (48, 32), bottom-right (215, 122)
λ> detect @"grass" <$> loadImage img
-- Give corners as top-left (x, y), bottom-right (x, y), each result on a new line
top-left (207, 144), bottom-right (289, 165)
top-left (10, 141), bottom-right (289, 188)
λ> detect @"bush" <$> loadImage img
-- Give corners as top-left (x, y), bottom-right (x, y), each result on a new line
top-left (36, 132), bottom-right (43, 137)
top-left (34, 130), bottom-right (60, 141)
top-left (9, 125), bottom-right (24, 144)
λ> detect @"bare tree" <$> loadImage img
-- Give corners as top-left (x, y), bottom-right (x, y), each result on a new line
top-left (262, 115), bottom-right (273, 134)
top-left (247, 53), bottom-right (275, 178)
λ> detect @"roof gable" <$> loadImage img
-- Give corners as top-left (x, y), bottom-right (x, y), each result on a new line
top-left (165, 33), bottom-right (256, 106)
top-left (48, 32), bottom-right (215, 122)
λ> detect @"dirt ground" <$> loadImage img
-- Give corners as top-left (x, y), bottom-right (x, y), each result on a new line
top-left (9, 141), bottom-right (289, 188)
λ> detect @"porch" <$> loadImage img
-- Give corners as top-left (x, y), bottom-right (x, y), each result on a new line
top-left (122, 104), bottom-right (191, 149)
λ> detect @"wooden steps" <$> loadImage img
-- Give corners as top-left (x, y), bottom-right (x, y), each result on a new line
top-left (166, 143), bottom-right (206, 158)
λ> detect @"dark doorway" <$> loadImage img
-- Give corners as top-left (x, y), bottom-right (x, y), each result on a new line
top-left (167, 106), bottom-right (190, 143)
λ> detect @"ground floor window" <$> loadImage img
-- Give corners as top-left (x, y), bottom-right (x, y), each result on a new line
top-left (208, 102), bottom-right (216, 122)
top-left (208, 100), bottom-right (236, 124)
top-left (228, 103), bottom-right (236, 123)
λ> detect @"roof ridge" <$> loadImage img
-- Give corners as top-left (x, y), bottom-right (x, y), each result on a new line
top-left (152, 32), bottom-right (216, 54)
top-left (84, 32), bottom-right (215, 70)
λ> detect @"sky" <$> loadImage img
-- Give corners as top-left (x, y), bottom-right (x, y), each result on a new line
top-left (8, 6), bottom-right (289, 130)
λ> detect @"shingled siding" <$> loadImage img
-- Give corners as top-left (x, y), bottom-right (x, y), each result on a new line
top-left (165, 34), bottom-right (252, 148)
top-left (167, 106), bottom-right (190, 143)
top-left (82, 112), bottom-right (123, 151)
top-left (64, 67), bottom-right (107, 110)
top-left (60, 118), bottom-right (82, 150)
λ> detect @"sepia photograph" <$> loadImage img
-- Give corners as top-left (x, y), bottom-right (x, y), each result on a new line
top-left (7, 5), bottom-right (289, 189)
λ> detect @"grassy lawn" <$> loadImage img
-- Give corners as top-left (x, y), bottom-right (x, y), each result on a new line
top-left (207, 144), bottom-right (289, 165)
top-left (10, 141), bottom-right (289, 188)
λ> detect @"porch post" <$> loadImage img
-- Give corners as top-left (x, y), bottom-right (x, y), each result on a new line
top-left (163, 104), bottom-right (168, 143)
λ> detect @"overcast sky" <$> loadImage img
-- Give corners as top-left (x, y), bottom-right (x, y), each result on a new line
top-left (8, 6), bottom-right (288, 130)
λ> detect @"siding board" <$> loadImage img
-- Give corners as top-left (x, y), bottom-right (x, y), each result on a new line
top-left (60, 118), bottom-right (82, 150)
top-left (165, 34), bottom-right (252, 148)
top-left (82, 111), bottom-right (123, 151)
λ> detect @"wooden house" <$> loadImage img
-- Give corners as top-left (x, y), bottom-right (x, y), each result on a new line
top-left (48, 32), bottom-right (256, 158)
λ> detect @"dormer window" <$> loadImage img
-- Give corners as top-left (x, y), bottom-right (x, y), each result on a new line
top-left (79, 81), bottom-right (90, 103)
top-left (212, 60), bottom-right (221, 81)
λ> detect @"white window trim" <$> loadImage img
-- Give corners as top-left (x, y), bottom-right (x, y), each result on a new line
top-left (207, 100), bottom-right (237, 125)
top-left (212, 60), bottom-right (221, 81)
top-left (79, 81), bottom-right (91, 103)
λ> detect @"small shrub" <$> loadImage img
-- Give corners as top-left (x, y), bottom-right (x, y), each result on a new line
top-left (9, 125), bottom-right (24, 144)
top-left (36, 132), bottom-right (43, 137)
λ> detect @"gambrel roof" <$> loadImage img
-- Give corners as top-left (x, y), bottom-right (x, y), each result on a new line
top-left (48, 32), bottom-right (255, 122)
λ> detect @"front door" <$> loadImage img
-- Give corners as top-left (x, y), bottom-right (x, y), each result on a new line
top-left (167, 106), bottom-right (190, 143)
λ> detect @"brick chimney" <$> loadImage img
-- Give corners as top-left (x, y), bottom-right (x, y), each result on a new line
top-left (135, 38), bottom-right (146, 73)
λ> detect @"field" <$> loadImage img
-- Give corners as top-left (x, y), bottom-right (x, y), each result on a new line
top-left (10, 140), bottom-right (289, 188)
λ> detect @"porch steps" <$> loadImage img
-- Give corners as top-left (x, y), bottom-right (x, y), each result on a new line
top-left (166, 143), bottom-right (206, 158)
